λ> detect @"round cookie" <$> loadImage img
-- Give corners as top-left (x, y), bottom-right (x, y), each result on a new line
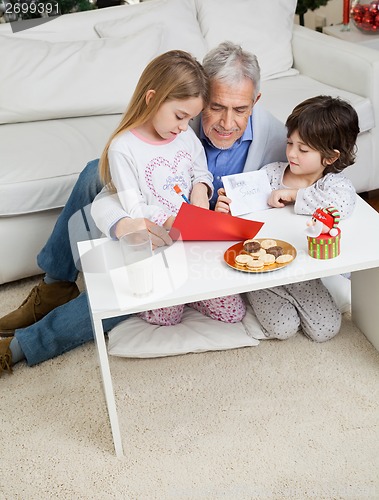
top-left (261, 239), bottom-right (277, 250)
top-left (250, 248), bottom-right (266, 259)
top-left (235, 254), bottom-right (254, 268)
top-left (261, 253), bottom-right (276, 266)
top-left (276, 254), bottom-right (294, 264)
top-left (266, 245), bottom-right (283, 258)
top-left (243, 239), bottom-right (261, 253)
top-left (246, 259), bottom-right (265, 271)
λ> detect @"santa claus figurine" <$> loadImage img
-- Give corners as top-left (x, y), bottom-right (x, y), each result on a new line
top-left (305, 206), bottom-right (341, 259)
top-left (305, 206), bottom-right (340, 238)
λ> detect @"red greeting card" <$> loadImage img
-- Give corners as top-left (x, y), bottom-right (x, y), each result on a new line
top-left (170, 203), bottom-right (264, 241)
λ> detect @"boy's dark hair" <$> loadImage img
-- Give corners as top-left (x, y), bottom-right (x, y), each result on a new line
top-left (285, 95), bottom-right (360, 174)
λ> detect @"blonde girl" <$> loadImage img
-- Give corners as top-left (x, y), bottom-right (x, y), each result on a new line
top-left (97, 50), bottom-right (246, 326)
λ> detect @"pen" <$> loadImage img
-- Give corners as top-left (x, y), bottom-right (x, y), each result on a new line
top-left (174, 184), bottom-right (190, 204)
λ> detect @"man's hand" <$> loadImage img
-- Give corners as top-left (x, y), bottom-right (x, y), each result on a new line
top-left (114, 217), bottom-right (173, 249)
top-left (268, 189), bottom-right (298, 208)
top-left (214, 187), bottom-right (232, 214)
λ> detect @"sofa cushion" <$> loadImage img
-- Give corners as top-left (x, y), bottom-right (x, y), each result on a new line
top-left (0, 115), bottom-right (121, 216)
top-left (194, 0), bottom-right (299, 81)
top-left (260, 75), bottom-right (375, 133)
top-left (0, 25), bottom-right (162, 124)
top-left (94, 0), bottom-right (207, 61)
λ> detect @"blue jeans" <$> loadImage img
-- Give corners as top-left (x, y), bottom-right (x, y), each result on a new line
top-left (15, 159), bottom-right (129, 366)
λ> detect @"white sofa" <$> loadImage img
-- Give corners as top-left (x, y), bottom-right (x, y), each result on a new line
top-left (0, 0), bottom-right (378, 285)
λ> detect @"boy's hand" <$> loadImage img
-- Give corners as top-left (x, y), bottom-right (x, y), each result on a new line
top-left (215, 187), bottom-right (232, 214)
top-left (268, 189), bottom-right (298, 208)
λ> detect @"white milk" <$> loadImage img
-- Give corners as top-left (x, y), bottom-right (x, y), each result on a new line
top-left (119, 230), bottom-right (154, 296)
top-left (126, 259), bottom-right (153, 296)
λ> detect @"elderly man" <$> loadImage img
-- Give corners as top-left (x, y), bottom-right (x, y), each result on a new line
top-left (0, 42), bottom-right (286, 374)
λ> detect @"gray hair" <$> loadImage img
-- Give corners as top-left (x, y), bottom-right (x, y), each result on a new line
top-left (202, 41), bottom-right (261, 100)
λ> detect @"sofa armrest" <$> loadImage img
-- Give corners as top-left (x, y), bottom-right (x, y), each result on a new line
top-left (292, 25), bottom-right (379, 109)
top-left (292, 25), bottom-right (379, 194)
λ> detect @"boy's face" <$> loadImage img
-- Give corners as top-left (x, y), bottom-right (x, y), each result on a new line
top-left (201, 79), bottom-right (259, 150)
top-left (286, 130), bottom-right (326, 180)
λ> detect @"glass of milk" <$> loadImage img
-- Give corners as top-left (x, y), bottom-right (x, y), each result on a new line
top-left (119, 230), bottom-right (153, 296)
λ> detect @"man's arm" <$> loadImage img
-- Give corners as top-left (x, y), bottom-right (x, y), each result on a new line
top-left (243, 104), bottom-right (287, 172)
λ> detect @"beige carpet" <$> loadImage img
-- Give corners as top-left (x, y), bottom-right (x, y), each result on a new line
top-left (1, 276), bottom-right (379, 499)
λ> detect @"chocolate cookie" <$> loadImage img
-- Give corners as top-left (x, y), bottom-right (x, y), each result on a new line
top-left (266, 245), bottom-right (283, 258)
top-left (243, 239), bottom-right (261, 253)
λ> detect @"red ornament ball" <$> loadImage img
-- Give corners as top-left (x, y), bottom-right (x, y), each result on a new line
top-left (351, 1), bottom-right (379, 31)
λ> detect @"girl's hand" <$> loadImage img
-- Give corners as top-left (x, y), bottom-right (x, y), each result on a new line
top-left (163, 215), bottom-right (175, 230)
top-left (190, 182), bottom-right (209, 209)
top-left (268, 189), bottom-right (298, 208)
top-left (115, 217), bottom-right (173, 250)
top-left (115, 217), bottom-right (148, 239)
top-left (145, 219), bottom-right (173, 248)
top-left (215, 187), bottom-right (232, 214)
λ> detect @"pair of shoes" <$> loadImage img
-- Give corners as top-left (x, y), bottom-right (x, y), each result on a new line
top-left (0, 337), bottom-right (13, 376)
top-left (0, 280), bottom-right (80, 336)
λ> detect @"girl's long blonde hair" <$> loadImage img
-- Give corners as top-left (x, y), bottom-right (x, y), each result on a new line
top-left (99, 50), bottom-right (209, 186)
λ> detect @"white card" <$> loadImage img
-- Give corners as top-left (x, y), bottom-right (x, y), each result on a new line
top-left (222, 170), bottom-right (272, 216)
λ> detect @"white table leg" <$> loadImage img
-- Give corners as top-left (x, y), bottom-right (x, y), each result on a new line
top-left (351, 267), bottom-right (379, 351)
top-left (91, 316), bottom-right (124, 457)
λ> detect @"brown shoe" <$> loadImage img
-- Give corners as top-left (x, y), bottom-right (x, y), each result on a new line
top-left (0, 280), bottom-right (80, 336)
top-left (0, 337), bottom-right (13, 376)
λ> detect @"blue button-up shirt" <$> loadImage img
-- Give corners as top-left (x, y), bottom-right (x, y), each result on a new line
top-left (199, 115), bottom-right (253, 210)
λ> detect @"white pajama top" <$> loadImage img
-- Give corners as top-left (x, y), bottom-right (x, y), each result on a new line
top-left (263, 161), bottom-right (357, 219)
top-left (106, 127), bottom-right (213, 226)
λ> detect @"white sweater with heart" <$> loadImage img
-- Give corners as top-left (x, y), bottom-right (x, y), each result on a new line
top-left (106, 127), bottom-right (213, 226)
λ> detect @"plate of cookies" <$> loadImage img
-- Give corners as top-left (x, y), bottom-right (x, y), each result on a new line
top-left (224, 238), bottom-right (297, 273)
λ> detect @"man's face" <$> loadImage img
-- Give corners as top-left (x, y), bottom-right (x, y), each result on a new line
top-left (201, 78), bottom-right (259, 150)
